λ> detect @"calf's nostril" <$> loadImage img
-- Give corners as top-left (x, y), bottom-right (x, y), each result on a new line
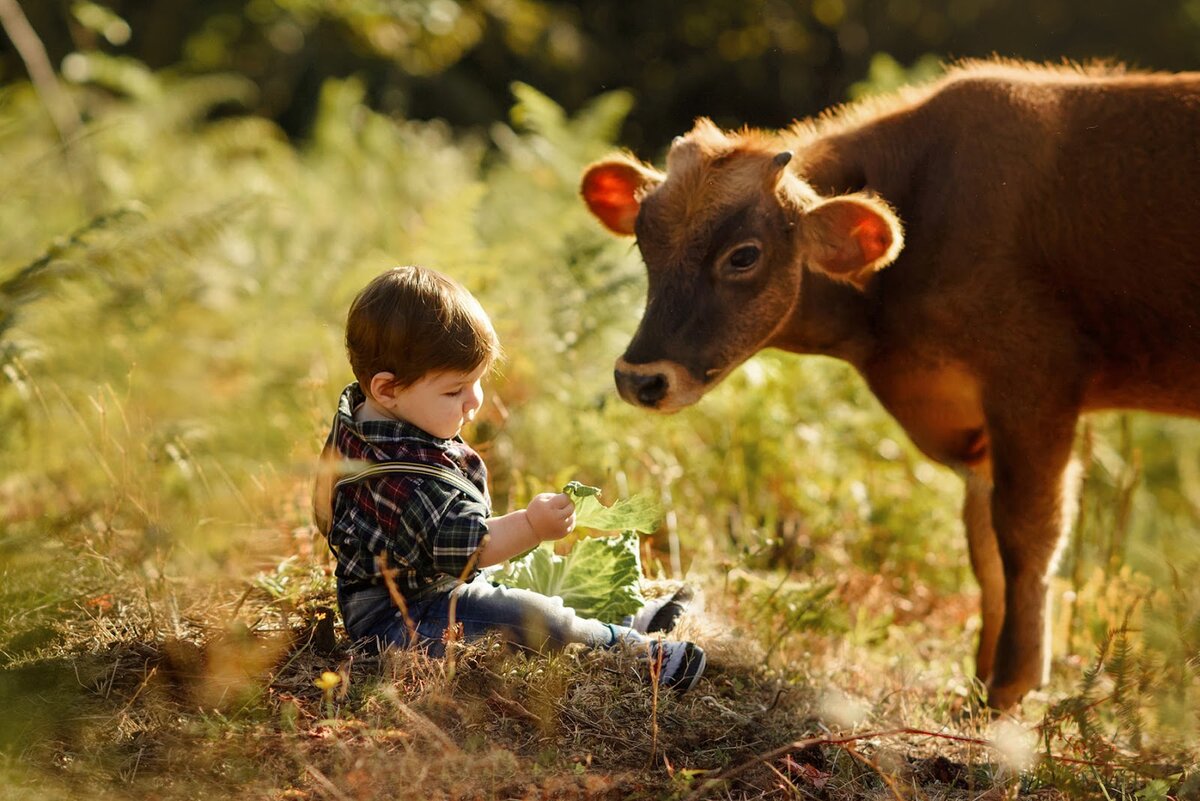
top-left (615, 368), bottom-right (671, 407)
top-left (633, 373), bottom-right (668, 406)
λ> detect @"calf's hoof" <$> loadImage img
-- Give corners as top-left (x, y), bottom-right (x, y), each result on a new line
top-left (985, 678), bottom-right (1032, 710)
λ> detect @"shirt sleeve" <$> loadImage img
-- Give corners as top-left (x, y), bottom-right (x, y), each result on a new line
top-left (427, 493), bottom-right (490, 577)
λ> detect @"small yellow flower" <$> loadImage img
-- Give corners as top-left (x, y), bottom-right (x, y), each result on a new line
top-left (314, 671), bottom-right (341, 691)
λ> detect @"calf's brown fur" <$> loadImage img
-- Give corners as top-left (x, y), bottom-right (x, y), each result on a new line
top-left (580, 60), bottom-right (1200, 708)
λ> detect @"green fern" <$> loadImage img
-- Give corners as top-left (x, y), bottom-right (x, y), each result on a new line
top-left (0, 203), bottom-right (146, 340)
top-left (509, 81), bottom-right (568, 137)
top-left (1109, 620), bottom-right (1144, 751)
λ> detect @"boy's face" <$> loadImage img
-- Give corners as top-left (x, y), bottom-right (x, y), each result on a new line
top-left (377, 362), bottom-right (487, 439)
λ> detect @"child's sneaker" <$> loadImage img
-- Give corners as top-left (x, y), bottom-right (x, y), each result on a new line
top-left (648, 639), bottom-right (706, 692)
top-left (632, 584), bottom-right (694, 635)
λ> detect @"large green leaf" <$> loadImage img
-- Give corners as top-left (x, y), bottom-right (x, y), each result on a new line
top-left (489, 530), bottom-right (644, 622)
top-left (564, 481), bottom-right (662, 534)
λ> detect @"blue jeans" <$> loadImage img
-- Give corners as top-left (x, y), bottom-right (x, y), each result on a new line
top-left (338, 573), bottom-right (646, 658)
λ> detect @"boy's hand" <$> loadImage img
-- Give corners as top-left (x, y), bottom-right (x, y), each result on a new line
top-left (525, 492), bottom-right (576, 541)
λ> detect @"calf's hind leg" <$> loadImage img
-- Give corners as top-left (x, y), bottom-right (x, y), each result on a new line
top-left (963, 470), bottom-right (1004, 686)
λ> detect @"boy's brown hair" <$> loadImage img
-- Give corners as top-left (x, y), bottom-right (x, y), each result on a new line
top-left (346, 266), bottom-right (501, 393)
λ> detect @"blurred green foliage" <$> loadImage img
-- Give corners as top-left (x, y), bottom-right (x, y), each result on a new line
top-left (5, 1), bottom-right (1200, 150)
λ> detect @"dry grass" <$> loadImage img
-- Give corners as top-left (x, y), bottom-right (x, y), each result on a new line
top-left (5, 524), bottom-right (1195, 801)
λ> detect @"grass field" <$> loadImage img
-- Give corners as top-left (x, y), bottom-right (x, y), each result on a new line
top-left (1, 64), bottom-right (1198, 799)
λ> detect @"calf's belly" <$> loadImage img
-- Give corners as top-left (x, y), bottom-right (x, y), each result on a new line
top-left (1084, 361), bottom-right (1200, 418)
top-left (870, 357), bottom-right (1200, 477)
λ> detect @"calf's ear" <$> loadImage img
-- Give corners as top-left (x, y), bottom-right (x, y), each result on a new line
top-left (802, 195), bottom-right (904, 289)
top-left (580, 158), bottom-right (662, 236)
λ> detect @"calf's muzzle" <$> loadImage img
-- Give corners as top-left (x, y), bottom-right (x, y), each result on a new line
top-left (614, 367), bottom-right (669, 408)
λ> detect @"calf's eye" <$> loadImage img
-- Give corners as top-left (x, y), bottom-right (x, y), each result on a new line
top-left (727, 245), bottom-right (761, 271)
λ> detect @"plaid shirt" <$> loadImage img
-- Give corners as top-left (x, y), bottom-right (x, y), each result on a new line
top-left (320, 383), bottom-right (492, 599)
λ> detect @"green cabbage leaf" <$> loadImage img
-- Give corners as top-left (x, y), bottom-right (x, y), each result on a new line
top-left (566, 481), bottom-right (663, 534)
top-left (488, 530), bottom-right (644, 622)
top-left (488, 482), bottom-right (662, 621)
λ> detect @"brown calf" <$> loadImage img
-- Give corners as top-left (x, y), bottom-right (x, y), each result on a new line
top-left (580, 59), bottom-right (1200, 708)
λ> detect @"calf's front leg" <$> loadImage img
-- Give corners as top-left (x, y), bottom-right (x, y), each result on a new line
top-left (984, 403), bottom-right (1079, 709)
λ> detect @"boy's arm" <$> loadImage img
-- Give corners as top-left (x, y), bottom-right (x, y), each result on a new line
top-left (477, 492), bottom-right (576, 568)
top-left (476, 510), bottom-right (539, 567)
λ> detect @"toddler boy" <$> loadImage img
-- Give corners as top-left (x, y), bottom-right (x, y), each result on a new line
top-left (314, 266), bottom-right (705, 691)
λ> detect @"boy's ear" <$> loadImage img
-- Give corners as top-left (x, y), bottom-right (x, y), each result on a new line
top-left (368, 372), bottom-right (398, 403)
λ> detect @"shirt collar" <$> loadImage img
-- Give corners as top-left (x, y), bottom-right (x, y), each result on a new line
top-left (336, 382), bottom-right (458, 446)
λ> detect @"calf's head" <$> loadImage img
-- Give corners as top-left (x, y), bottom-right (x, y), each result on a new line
top-left (581, 119), bottom-right (904, 411)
